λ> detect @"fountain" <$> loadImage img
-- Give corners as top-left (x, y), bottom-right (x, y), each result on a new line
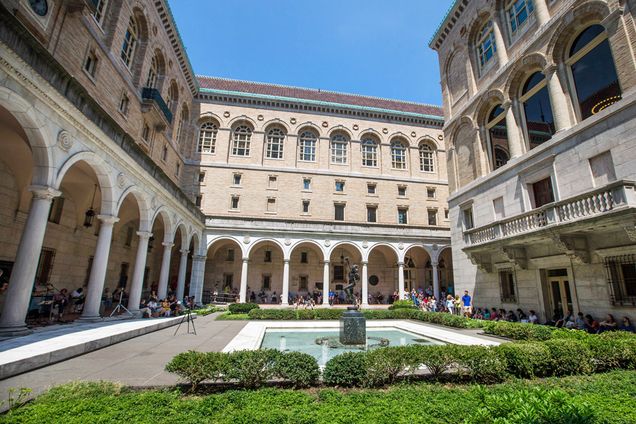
top-left (340, 306), bottom-right (366, 345)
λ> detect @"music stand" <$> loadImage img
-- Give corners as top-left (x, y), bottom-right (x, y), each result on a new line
top-left (173, 307), bottom-right (196, 335)
top-left (110, 290), bottom-right (133, 317)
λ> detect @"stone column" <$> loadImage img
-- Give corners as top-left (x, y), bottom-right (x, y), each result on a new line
top-left (79, 215), bottom-right (119, 321)
top-left (175, 249), bottom-right (189, 301)
top-left (188, 254), bottom-right (206, 303)
top-left (397, 261), bottom-right (405, 299)
top-left (157, 242), bottom-right (174, 299)
top-left (127, 231), bottom-right (152, 314)
top-left (361, 261), bottom-right (369, 307)
top-left (322, 260), bottom-right (330, 306)
top-left (239, 257), bottom-right (249, 303)
top-left (0, 186), bottom-right (60, 336)
top-left (503, 100), bottom-right (524, 159)
top-left (544, 64), bottom-right (573, 132)
top-left (492, 15), bottom-right (508, 64)
top-left (432, 261), bottom-right (440, 300)
top-left (282, 259), bottom-right (290, 306)
top-left (533, 0), bottom-right (550, 26)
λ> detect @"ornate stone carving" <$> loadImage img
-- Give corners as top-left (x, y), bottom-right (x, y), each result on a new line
top-left (223, 111), bottom-right (230, 118)
top-left (243, 236), bottom-right (251, 244)
top-left (257, 114), bottom-right (264, 121)
top-left (624, 224), bottom-right (636, 242)
top-left (411, 131), bottom-right (416, 138)
top-left (467, 252), bottom-right (492, 273)
top-left (362, 240), bottom-right (368, 249)
top-left (151, 196), bottom-right (158, 209)
top-left (549, 232), bottom-right (590, 264)
top-left (57, 130), bottom-right (73, 151)
top-left (397, 242), bottom-right (404, 250)
top-left (290, 117), bottom-right (296, 124)
top-left (322, 121), bottom-right (328, 128)
top-left (499, 247), bottom-right (528, 270)
top-left (284, 238), bottom-right (291, 246)
top-left (116, 172), bottom-right (126, 189)
top-left (324, 239), bottom-right (331, 247)
top-left (353, 124), bottom-right (359, 130)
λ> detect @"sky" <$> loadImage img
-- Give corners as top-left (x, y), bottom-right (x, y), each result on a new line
top-left (168, 0), bottom-right (455, 106)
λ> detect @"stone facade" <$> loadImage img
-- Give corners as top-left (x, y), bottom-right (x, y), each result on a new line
top-left (431, 0), bottom-right (636, 320)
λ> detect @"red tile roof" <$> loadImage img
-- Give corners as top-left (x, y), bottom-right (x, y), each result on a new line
top-left (197, 76), bottom-right (443, 118)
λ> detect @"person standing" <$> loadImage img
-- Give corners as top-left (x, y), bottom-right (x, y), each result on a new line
top-left (461, 290), bottom-right (472, 316)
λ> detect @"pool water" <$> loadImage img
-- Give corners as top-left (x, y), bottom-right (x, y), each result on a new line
top-left (260, 328), bottom-right (443, 366)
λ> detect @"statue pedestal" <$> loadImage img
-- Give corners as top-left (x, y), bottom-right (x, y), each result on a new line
top-left (339, 307), bottom-right (366, 345)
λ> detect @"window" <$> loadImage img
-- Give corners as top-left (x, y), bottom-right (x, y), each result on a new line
top-left (521, 72), bottom-right (555, 149)
top-left (300, 252), bottom-right (308, 263)
top-left (419, 144), bottom-right (435, 172)
top-left (487, 104), bottom-right (510, 170)
top-left (175, 163), bottom-right (180, 177)
top-left (198, 172), bottom-right (206, 183)
top-left (197, 122), bottom-right (217, 153)
top-left (568, 25), bottom-right (622, 120)
top-left (226, 248), bottom-right (235, 262)
top-left (141, 122), bottom-right (150, 143)
top-left (84, 49), bottom-right (98, 78)
top-left (397, 186), bottom-right (407, 197)
top-left (605, 255), bottom-right (636, 306)
top-left (335, 181), bottom-right (345, 192)
top-left (427, 188), bottom-right (436, 199)
top-left (166, 82), bottom-right (178, 112)
top-left (161, 144), bottom-right (168, 161)
top-left (444, 209), bottom-right (449, 219)
top-left (230, 196), bottom-right (240, 210)
top-left (268, 175), bottom-right (278, 189)
top-left (48, 197), bottom-right (64, 224)
top-left (398, 208), bottom-right (408, 225)
top-left (232, 125), bottom-right (252, 156)
top-left (35, 248), bottom-right (55, 286)
top-left (493, 197), bottom-right (505, 220)
top-left (93, 0), bottom-right (108, 25)
top-left (265, 128), bottom-right (285, 159)
top-left (118, 92), bottom-right (130, 115)
top-left (361, 138), bottom-right (378, 167)
top-left (391, 140), bottom-right (407, 169)
top-left (428, 209), bottom-right (437, 226)
top-left (302, 178), bottom-right (311, 190)
top-left (266, 197), bottom-right (276, 212)
top-left (120, 17), bottom-right (138, 68)
top-left (233, 173), bottom-right (242, 186)
top-left (302, 200), bottom-right (310, 214)
top-left (334, 203), bottom-right (345, 221)
top-left (195, 195), bottom-right (202, 207)
top-left (262, 275), bottom-right (271, 290)
top-left (507, 0), bottom-right (534, 37)
top-left (299, 131), bottom-right (317, 161)
top-left (476, 20), bottom-right (496, 70)
top-left (499, 269), bottom-right (517, 303)
top-left (367, 183), bottom-right (376, 195)
top-left (462, 207), bottom-right (474, 230)
top-left (367, 206), bottom-right (377, 223)
top-left (175, 106), bottom-right (188, 145)
top-left (146, 54), bottom-right (159, 88)
top-left (531, 177), bottom-right (554, 208)
top-left (330, 134), bottom-right (348, 164)
top-left (299, 275), bottom-right (309, 291)
top-left (264, 250), bottom-right (272, 263)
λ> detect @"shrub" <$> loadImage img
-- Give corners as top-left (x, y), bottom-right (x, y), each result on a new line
top-left (496, 342), bottom-right (551, 378)
top-left (226, 349), bottom-right (281, 389)
top-left (192, 306), bottom-right (226, 316)
top-left (543, 339), bottom-right (594, 376)
top-left (165, 351), bottom-right (228, 390)
top-left (455, 345), bottom-right (508, 383)
top-left (388, 300), bottom-right (416, 310)
top-left (248, 309), bottom-right (297, 320)
top-left (364, 346), bottom-right (412, 387)
top-left (407, 344), bottom-right (456, 379)
top-left (313, 308), bottom-right (344, 320)
top-left (482, 321), bottom-right (553, 341)
top-left (228, 303), bottom-right (260, 314)
top-left (274, 352), bottom-right (320, 388)
top-left (323, 352), bottom-right (367, 387)
top-left (215, 312), bottom-right (249, 320)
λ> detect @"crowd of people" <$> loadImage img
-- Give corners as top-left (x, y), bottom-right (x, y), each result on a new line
top-left (137, 291), bottom-right (197, 318)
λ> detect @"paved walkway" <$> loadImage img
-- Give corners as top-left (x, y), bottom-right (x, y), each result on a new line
top-left (0, 314), bottom-right (246, 405)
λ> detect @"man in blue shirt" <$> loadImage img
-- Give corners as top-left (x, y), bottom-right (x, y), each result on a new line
top-left (461, 290), bottom-right (472, 316)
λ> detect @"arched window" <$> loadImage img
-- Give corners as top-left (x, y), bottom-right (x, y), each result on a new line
top-left (391, 140), bottom-right (407, 169)
top-left (486, 104), bottom-right (510, 170)
top-left (93, 0), bottom-right (108, 26)
top-left (419, 143), bottom-right (435, 172)
top-left (120, 17), bottom-right (138, 68)
top-left (266, 128), bottom-right (285, 159)
top-left (298, 130), bottom-right (317, 162)
top-left (232, 125), bottom-right (252, 156)
top-left (361, 138), bottom-right (378, 167)
top-left (198, 122), bottom-right (217, 153)
top-left (166, 81), bottom-right (178, 112)
top-left (330, 134), bottom-right (348, 164)
top-left (506, 0), bottom-right (534, 38)
top-left (476, 20), bottom-right (497, 70)
top-left (146, 54), bottom-right (159, 88)
top-left (175, 106), bottom-right (188, 144)
top-left (520, 71), bottom-right (554, 149)
top-left (567, 24), bottom-right (622, 120)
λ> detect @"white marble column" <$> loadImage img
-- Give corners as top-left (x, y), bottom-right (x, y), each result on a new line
top-left (397, 261), bottom-right (405, 299)
top-left (188, 254), bottom-right (206, 304)
top-left (492, 15), bottom-right (508, 64)
top-left (544, 64), bottom-right (573, 132)
top-left (175, 249), bottom-right (189, 301)
top-left (504, 100), bottom-right (524, 159)
top-left (361, 261), bottom-right (369, 307)
top-left (282, 259), bottom-right (290, 306)
top-left (322, 260), bottom-right (330, 306)
top-left (239, 257), bottom-right (249, 303)
top-left (80, 215), bottom-right (119, 321)
top-left (157, 241), bottom-right (174, 299)
top-left (533, 0), bottom-right (550, 26)
top-left (432, 261), bottom-right (440, 300)
top-left (0, 186), bottom-right (60, 335)
top-left (127, 231), bottom-right (152, 314)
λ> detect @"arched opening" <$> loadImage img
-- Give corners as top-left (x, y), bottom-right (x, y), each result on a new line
top-left (204, 238), bottom-right (243, 303)
top-left (289, 241), bottom-right (324, 304)
top-left (165, 225), bottom-right (186, 298)
top-left (437, 247), bottom-right (455, 295)
top-left (298, 128), bottom-right (318, 162)
top-left (197, 120), bottom-right (219, 154)
top-left (328, 243), bottom-right (362, 304)
top-left (366, 244), bottom-right (399, 304)
top-left (247, 240), bottom-right (285, 304)
top-left (567, 24), bottom-right (622, 120)
top-left (145, 210), bottom-right (168, 300)
top-left (520, 71), bottom-right (555, 148)
top-left (390, 139), bottom-right (407, 170)
top-left (361, 135), bottom-right (379, 167)
top-left (231, 124), bottom-right (253, 157)
top-left (265, 126), bottom-right (286, 160)
top-left (419, 142), bottom-right (435, 173)
top-left (401, 246), bottom-right (432, 296)
top-left (486, 104), bottom-right (509, 170)
top-left (330, 132), bottom-right (349, 165)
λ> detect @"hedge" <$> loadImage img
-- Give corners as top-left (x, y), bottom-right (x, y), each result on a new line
top-left (228, 302), bottom-right (260, 314)
top-left (387, 300), bottom-right (417, 310)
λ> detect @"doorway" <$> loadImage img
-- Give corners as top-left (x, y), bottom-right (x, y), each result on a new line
top-left (545, 269), bottom-right (573, 319)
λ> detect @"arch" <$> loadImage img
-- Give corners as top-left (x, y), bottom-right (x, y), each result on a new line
top-left (55, 151), bottom-right (117, 216)
top-left (246, 238), bottom-right (286, 258)
top-left (188, 231), bottom-right (202, 255)
top-left (504, 52), bottom-right (549, 97)
top-left (289, 239), bottom-right (326, 258)
top-left (366, 242), bottom-right (400, 262)
top-left (445, 48), bottom-right (470, 105)
top-left (173, 221), bottom-right (189, 247)
top-left (198, 111), bottom-right (224, 127)
top-left (166, 79), bottom-right (179, 112)
top-left (145, 47), bottom-right (166, 89)
top-left (475, 89), bottom-right (506, 125)
top-left (262, 118), bottom-right (291, 133)
top-left (294, 122), bottom-right (323, 137)
top-left (403, 243), bottom-right (435, 258)
top-left (417, 135), bottom-right (440, 150)
top-left (228, 115), bottom-right (257, 130)
top-left (388, 132), bottom-right (411, 145)
top-left (358, 128), bottom-right (383, 141)
top-left (150, 206), bottom-right (174, 242)
top-left (327, 241), bottom-right (364, 261)
top-left (115, 186), bottom-right (152, 231)
top-left (327, 125), bottom-right (354, 139)
top-left (206, 235), bottom-right (245, 255)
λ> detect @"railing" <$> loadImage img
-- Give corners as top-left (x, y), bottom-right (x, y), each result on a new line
top-left (465, 180), bottom-right (636, 246)
top-left (141, 87), bottom-right (173, 124)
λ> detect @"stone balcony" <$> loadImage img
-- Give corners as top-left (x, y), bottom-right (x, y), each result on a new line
top-left (141, 87), bottom-right (173, 127)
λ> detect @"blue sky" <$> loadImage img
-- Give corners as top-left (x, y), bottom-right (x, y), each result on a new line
top-left (168, 0), bottom-right (454, 106)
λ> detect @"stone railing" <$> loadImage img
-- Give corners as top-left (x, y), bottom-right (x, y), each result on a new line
top-left (141, 87), bottom-right (173, 124)
top-left (464, 180), bottom-right (636, 246)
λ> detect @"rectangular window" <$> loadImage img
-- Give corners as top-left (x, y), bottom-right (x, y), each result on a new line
top-left (531, 177), bottom-right (555, 208)
top-left (93, 0), bottom-right (108, 25)
top-left (118, 92), bottom-right (129, 115)
top-left (161, 145), bottom-right (168, 162)
top-left (226, 249), bottom-right (235, 262)
top-left (84, 50), bottom-right (98, 78)
top-left (48, 197), bottom-right (64, 224)
top-left (268, 175), bottom-right (278, 189)
top-left (35, 248), bottom-right (56, 286)
top-left (334, 265), bottom-right (344, 281)
top-left (176, 163), bottom-right (180, 177)
top-left (141, 123), bottom-right (150, 143)
top-left (302, 200), bottom-right (310, 214)
top-left (233, 173), bottom-right (242, 186)
top-left (300, 252), bottom-right (308, 264)
top-left (428, 209), bottom-right (438, 226)
top-left (367, 183), bottom-right (376, 195)
top-left (335, 181), bottom-right (345, 192)
top-left (262, 274), bottom-right (271, 290)
top-left (493, 197), bottom-right (505, 220)
top-left (367, 206), bottom-right (377, 223)
top-left (266, 198), bottom-right (276, 212)
top-left (463, 207), bottom-right (474, 230)
top-left (334, 203), bottom-right (345, 221)
top-left (444, 209), bottom-right (449, 219)
top-left (507, 0), bottom-right (534, 36)
top-left (499, 269), bottom-right (517, 303)
top-left (299, 275), bottom-right (309, 291)
top-left (195, 195), bottom-right (202, 207)
top-left (303, 178), bottom-right (311, 190)
top-left (198, 172), bottom-right (206, 183)
top-left (264, 250), bottom-right (272, 263)
top-left (231, 196), bottom-right (240, 210)
top-left (605, 255), bottom-right (636, 306)
top-left (427, 188), bottom-right (436, 199)
top-left (299, 138), bottom-right (316, 162)
top-left (398, 208), bottom-right (408, 224)
top-left (398, 185), bottom-right (407, 197)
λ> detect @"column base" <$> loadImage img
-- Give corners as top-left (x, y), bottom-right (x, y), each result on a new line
top-left (0, 324), bottom-right (32, 338)
top-left (76, 314), bottom-right (103, 323)
top-left (361, 302), bottom-right (369, 308)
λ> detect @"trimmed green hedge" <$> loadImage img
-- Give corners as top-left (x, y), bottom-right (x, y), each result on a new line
top-left (388, 300), bottom-right (416, 310)
top-left (228, 302), bottom-right (260, 314)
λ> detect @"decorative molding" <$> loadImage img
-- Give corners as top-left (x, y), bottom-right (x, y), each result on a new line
top-left (284, 238), bottom-right (291, 246)
top-left (362, 240), bottom-right (369, 249)
top-left (499, 247), bottom-right (528, 270)
top-left (623, 224), bottom-right (636, 242)
top-left (57, 130), bottom-right (73, 151)
top-left (324, 239), bottom-right (331, 247)
top-left (397, 242), bottom-right (404, 250)
top-left (467, 252), bottom-right (492, 273)
top-left (243, 236), bottom-right (251, 244)
top-left (116, 172), bottom-right (126, 189)
top-left (549, 232), bottom-right (590, 264)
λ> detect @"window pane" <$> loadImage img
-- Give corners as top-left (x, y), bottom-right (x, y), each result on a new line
top-left (523, 75), bottom-right (555, 149)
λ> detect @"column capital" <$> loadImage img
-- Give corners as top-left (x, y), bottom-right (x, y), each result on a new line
top-left (431, 261), bottom-right (439, 268)
top-left (361, 261), bottom-right (368, 265)
top-left (97, 214), bottom-right (119, 225)
top-left (397, 261), bottom-right (404, 266)
top-left (180, 248), bottom-right (190, 255)
top-left (543, 63), bottom-right (558, 77)
top-left (242, 257), bottom-right (249, 263)
top-left (162, 241), bottom-right (175, 248)
top-left (323, 259), bottom-right (330, 264)
top-left (29, 185), bottom-right (62, 200)
top-left (283, 258), bottom-right (290, 264)
top-left (136, 231), bottom-right (153, 239)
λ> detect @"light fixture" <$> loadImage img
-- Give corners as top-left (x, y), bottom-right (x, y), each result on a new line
top-left (83, 184), bottom-right (98, 228)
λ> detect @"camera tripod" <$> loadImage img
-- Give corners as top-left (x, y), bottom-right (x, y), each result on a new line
top-left (173, 309), bottom-right (197, 335)
top-left (110, 291), bottom-right (133, 317)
